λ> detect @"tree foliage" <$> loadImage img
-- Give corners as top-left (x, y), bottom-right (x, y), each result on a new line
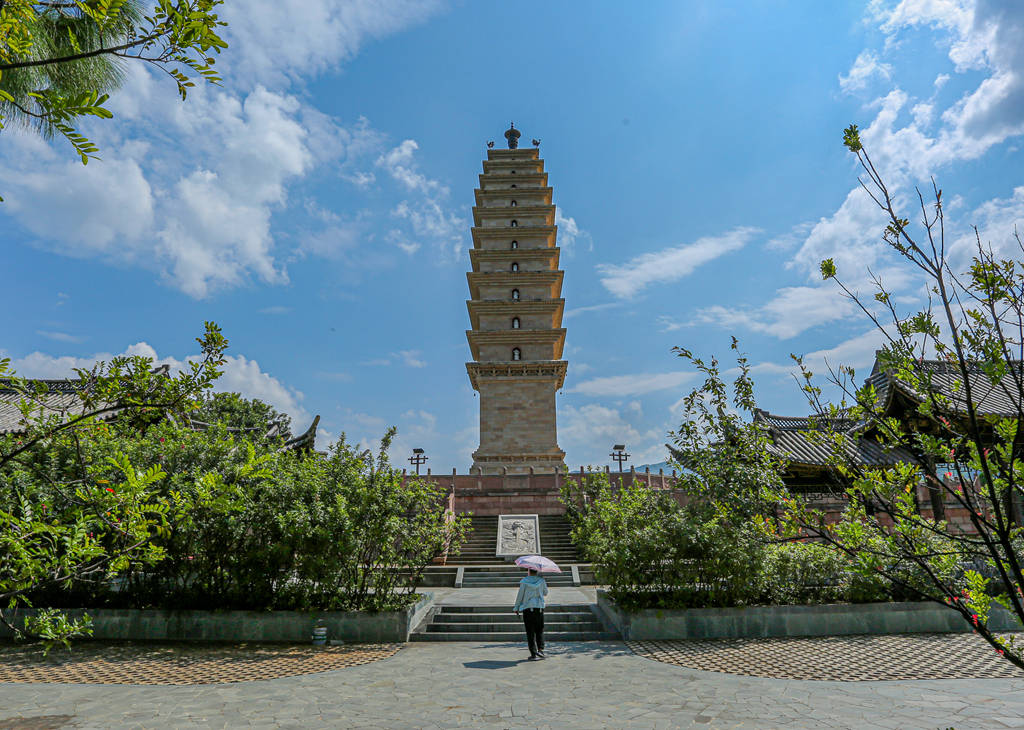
top-left (668, 125), bottom-right (1024, 671)
top-left (0, 0), bottom-right (227, 186)
top-left (775, 125), bottom-right (1024, 670)
top-left (0, 322), bottom-right (228, 649)
top-left (191, 391), bottom-right (293, 442)
top-left (2, 341), bottom-right (468, 649)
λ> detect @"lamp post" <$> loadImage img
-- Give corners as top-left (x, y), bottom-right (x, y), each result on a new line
top-left (409, 447), bottom-right (428, 475)
top-left (611, 444), bottom-right (629, 473)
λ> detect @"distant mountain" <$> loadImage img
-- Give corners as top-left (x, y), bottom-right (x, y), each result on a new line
top-left (632, 461), bottom-right (677, 474)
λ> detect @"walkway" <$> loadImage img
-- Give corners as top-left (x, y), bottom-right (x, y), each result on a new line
top-left (3, 639), bottom-right (1024, 728)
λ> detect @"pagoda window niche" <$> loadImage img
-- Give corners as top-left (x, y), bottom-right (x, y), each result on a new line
top-left (511, 240), bottom-right (518, 249)
top-left (511, 200), bottom-right (517, 207)
top-left (511, 289), bottom-right (520, 301)
top-left (510, 220), bottom-right (518, 227)
top-left (512, 347), bottom-right (522, 361)
top-left (511, 262), bottom-right (519, 272)
top-left (512, 317), bottom-right (521, 329)
top-left (510, 183), bottom-right (517, 188)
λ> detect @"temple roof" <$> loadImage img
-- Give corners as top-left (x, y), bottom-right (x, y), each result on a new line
top-left (866, 357), bottom-right (1023, 418)
top-left (753, 410), bottom-right (914, 468)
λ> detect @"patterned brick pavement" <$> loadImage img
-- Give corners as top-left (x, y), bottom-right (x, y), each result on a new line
top-left (0, 642), bottom-right (401, 685)
top-left (628, 632), bottom-right (1024, 680)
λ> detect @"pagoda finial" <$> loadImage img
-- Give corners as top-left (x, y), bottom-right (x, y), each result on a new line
top-left (504, 122), bottom-right (521, 150)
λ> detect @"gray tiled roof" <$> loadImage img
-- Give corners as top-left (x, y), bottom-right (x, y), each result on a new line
top-left (866, 359), bottom-right (1024, 418)
top-left (0, 379), bottom-right (109, 435)
top-left (754, 410), bottom-right (914, 468)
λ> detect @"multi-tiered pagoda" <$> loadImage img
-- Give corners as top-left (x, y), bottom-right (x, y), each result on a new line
top-left (466, 124), bottom-right (567, 474)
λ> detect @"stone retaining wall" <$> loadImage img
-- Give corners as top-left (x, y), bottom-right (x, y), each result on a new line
top-left (0, 594), bottom-right (434, 644)
top-left (597, 591), bottom-right (1023, 640)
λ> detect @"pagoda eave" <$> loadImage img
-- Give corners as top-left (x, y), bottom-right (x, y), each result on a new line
top-left (466, 298), bottom-right (565, 330)
top-left (466, 360), bottom-right (568, 390)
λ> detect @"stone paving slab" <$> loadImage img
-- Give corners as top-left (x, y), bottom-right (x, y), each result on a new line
top-left (628, 633), bottom-right (1024, 681)
top-left (3, 641), bottom-right (1024, 728)
top-left (0, 642), bottom-right (401, 685)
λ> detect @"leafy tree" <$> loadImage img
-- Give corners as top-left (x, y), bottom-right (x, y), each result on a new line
top-left (0, 0), bottom-right (228, 183)
top-left (191, 391), bottom-right (293, 441)
top-left (0, 322), bottom-right (227, 647)
top-left (671, 126), bottom-right (1024, 670)
top-left (778, 124), bottom-right (1024, 669)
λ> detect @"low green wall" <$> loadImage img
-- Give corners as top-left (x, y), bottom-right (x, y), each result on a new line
top-left (597, 591), bottom-right (1023, 640)
top-left (0, 593), bottom-right (434, 644)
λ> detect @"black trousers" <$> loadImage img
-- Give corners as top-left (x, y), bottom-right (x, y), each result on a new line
top-left (522, 607), bottom-right (545, 655)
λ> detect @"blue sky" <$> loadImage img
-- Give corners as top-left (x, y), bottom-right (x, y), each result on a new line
top-left (3, 0), bottom-right (1023, 469)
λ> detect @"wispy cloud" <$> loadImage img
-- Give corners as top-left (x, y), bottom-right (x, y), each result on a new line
top-left (563, 302), bottom-right (620, 319)
top-left (839, 50), bottom-right (893, 93)
top-left (695, 285), bottom-right (856, 340)
top-left (36, 330), bottom-right (85, 344)
top-left (597, 226), bottom-right (760, 299)
top-left (569, 371), bottom-right (695, 397)
top-left (259, 305), bottom-right (292, 315)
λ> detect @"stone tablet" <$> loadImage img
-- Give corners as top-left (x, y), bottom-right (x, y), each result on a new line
top-left (495, 514), bottom-right (541, 557)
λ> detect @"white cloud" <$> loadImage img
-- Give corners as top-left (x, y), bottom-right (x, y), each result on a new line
top-left (377, 140), bottom-right (445, 195)
top-left (696, 285), bottom-right (857, 340)
top-left (749, 328), bottom-right (890, 387)
top-left (0, 0), bottom-right (447, 298)
top-left (0, 80), bottom-right (358, 298)
top-left (555, 208), bottom-right (592, 255)
top-left (569, 371), bottom-right (695, 397)
top-left (559, 403), bottom-right (669, 467)
top-left (396, 350), bottom-right (427, 368)
top-left (221, 0), bottom-right (446, 85)
top-left (597, 227), bottom-right (759, 299)
top-left (839, 50), bottom-right (893, 93)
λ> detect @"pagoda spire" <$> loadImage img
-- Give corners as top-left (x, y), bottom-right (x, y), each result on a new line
top-left (465, 127), bottom-right (567, 474)
top-left (504, 122), bottom-right (521, 149)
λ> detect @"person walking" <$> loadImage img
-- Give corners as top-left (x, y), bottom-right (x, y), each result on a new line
top-left (514, 567), bottom-right (548, 660)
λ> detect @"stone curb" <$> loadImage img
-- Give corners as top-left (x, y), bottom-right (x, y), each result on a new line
top-left (597, 590), bottom-right (1023, 640)
top-left (0, 593), bottom-right (434, 644)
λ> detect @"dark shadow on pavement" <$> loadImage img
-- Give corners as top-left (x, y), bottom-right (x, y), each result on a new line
top-left (463, 659), bottom-right (527, 670)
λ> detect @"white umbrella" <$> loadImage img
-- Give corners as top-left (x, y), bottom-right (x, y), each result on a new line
top-left (514, 555), bottom-right (562, 573)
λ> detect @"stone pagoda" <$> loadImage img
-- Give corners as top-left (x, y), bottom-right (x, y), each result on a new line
top-left (466, 124), bottom-right (567, 474)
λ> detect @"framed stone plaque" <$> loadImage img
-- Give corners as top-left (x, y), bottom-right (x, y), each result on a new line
top-left (496, 514), bottom-right (541, 557)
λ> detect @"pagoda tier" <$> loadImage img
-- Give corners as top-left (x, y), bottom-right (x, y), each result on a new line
top-left (465, 129), bottom-right (567, 475)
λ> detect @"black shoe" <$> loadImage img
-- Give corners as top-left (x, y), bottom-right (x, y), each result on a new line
top-left (537, 650), bottom-right (546, 658)
top-left (527, 655), bottom-right (539, 661)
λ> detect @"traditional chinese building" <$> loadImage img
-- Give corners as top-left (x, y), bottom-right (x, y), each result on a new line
top-left (466, 124), bottom-right (567, 474)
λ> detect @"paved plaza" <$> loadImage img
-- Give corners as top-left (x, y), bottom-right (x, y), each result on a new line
top-left (4, 589), bottom-right (1024, 728)
top-left (3, 636), bottom-right (1024, 728)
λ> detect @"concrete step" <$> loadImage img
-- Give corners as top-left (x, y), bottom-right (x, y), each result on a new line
top-left (432, 612), bottom-right (595, 624)
top-left (437, 604), bottom-right (584, 614)
top-left (425, 623), bottom-right (604, 633)
top-left (410, 631), bottom-right (617, 642)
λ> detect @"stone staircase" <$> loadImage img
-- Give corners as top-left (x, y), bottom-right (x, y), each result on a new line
top-left (460, 565), bottom-right (575, 587)
top-left (411, 604), bottom-right (616, 642)
top-left (447, 515), bottom-right (582, 566)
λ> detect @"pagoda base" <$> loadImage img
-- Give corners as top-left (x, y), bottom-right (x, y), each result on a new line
top-left (470, 450), bottom-right (566, 475)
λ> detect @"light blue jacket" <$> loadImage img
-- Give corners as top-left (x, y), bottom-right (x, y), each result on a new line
top-left (514, 575), bottom-right (548, 611)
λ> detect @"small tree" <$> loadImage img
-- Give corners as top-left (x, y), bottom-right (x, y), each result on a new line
top-left (0, 322), bottom-right (227, 646)
top-left (778, 125), bottom-right (1024, 669)
top-left (669, 129), bottom-right (1024, 668)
